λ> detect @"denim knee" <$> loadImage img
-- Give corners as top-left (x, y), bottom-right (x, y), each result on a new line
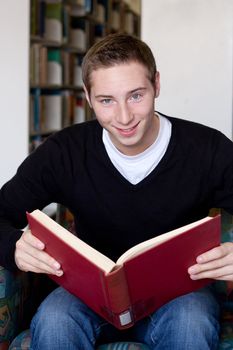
top-left (144, 286), bottom-right (220, 350)
top-left (30, 287), bottom-right (107, 350)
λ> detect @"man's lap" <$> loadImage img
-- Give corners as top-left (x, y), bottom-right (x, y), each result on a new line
top-left (30, 285), bottom-right (220, 349)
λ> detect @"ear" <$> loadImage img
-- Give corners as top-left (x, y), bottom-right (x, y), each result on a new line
top-left (83, 85), bottom-right (92, 108)
top-left (154, 71), bottom-right (160, 98)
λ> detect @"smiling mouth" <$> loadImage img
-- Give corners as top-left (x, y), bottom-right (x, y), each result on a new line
top-left (116, 122), bottom-right (140, 134)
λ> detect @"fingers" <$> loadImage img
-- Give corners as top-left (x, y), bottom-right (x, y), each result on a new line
top-left (15, 229), bottom-right (63, 276)
top-left (16, 253), bottom-right (63, 276)
top-left (189, 265), bottom-right (233, 281)
top-left (18, 229), bottom-right (45, 251)
top-left (196, 243), bottom-right (232, 263)
top-left (188, 243), bottom-right (233, 281)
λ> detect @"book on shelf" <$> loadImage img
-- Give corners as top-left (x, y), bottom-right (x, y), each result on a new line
top-left (41, 91), bottom-right (63, 132)
top-left (111, 3), bottom-right (121, 31)
top-left (27, 210), bottom-right (221, 330)
top-left (30, 88), bottom-right (41, 133)
top-left (62, 51), bottom-right (71, 85)
top-left (69, 17), bottom-right (88, 51)
top-left (73, 93), bottom-right (85, 124)
top-left (62, 3), bottom-right (70, 44)
top-left (94, 24), bottom-right (106, 43)
top-left (30, 89), bottom-right (62, 134)
top-left (30, 43), bottom-right (40, 85)
top-left (124, 11), bottom-right (135, 35)
top-left (62, 52), bottom-right (82, 87)
top-left (69, 0), bottom-right (93, 15)
top-left (73, 56), bottom-right (83, 87)
top-left (96, 2), bottom-right (106, 23)
top-left (30, 0), bottom-right (37, 36)
top-left (44, 1), bottom-right (63, 43)
top-left (61, 90), bottom-right (85, 127)
top-left (62, 90), bottom-right (74, 127)
top-left (31, 0), bottom-right (46, 38)
top-left (47, 49), bottom-right (62, 85)
top-left (30, 43), bottom-right (48, 85)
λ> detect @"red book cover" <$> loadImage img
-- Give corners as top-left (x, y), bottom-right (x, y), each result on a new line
top-left (121, 215), bottom-right (220, 322)
top-left (27, 210), bottom-right (221, 329)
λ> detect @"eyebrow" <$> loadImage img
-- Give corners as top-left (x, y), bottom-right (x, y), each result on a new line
top-left (95, 94), bottom-right (113, 99)
top-left (94, 87), bottom-right (147, 99)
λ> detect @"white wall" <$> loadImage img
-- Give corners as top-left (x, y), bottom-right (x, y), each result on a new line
top-left (0, 0), bottom-right (29, 187)
top-left (141, 0), bottom-right (233, 139)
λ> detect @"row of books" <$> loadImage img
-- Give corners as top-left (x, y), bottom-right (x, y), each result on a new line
top-left (30, 89), bottom-right (86, 138)
top-left (31, 0), bottom-right (137, 44)
top-left (110, 2), bottom-right (135, 34)
top-left (31, 0), bottom-right (105, 46)
top-left (30, 44), bottom-right (83, 87)
top-left (123, 10), bottom-right (139, 35)
top-left (108, 0), bottom-right (140, 34)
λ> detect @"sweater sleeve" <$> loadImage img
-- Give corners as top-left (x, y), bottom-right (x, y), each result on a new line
top-left (208, 130), bottom-right (233, 213)
top-left (0, 135), bottom-right (68, 271)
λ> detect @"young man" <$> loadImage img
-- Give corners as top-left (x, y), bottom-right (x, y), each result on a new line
top-left (1, 33), bottom-right (233, 349)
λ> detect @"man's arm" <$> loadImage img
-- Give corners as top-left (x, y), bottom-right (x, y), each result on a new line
top-left (188, 130), bottom-right (233, 282)
top-left (0, 135), bottom-right (66, 271)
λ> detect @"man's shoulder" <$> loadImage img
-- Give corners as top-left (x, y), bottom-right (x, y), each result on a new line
top-left (50, 119), bottom-right (101, 145)
top-left (30, 120), bottom-right (102, 161)
top-left (160, 112), bottom-right (215, 133)
top-left (158, 111), bottom-right (233, 155)
top-left (159, 112), bottom-right (227, 141)
top-left (58, 119), bottom-right (100, 136)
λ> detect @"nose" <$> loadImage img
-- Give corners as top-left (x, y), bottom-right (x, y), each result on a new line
top-left (115, 102), bottom-right (134, 125)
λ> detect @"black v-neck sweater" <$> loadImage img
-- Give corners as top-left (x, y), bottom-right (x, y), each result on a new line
top-left (1, 113), bottom-right (233, 270)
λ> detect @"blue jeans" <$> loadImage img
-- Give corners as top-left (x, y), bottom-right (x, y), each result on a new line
top-left (30, 285), bottom-right (220, 349)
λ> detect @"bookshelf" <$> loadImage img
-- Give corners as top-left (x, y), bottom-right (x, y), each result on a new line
top-left (29, 0), bottom-right (141, 152)
top-left (29, 0), bottom-right (140, 222)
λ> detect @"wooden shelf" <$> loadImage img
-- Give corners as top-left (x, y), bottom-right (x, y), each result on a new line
top-left (30, 85), bottom-right (83, 91)
top-left (30, 36), bottom-right (87, 53)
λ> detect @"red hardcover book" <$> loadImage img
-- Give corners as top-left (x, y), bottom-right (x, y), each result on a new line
top-left (26, 210), bottom-right (221, 329)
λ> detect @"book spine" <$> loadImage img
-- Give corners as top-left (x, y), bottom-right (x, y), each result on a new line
top-left (104, 266), bottom-right (133, 329)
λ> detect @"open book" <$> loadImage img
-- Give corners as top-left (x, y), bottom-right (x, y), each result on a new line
top-left (27, 210), bottom-right (221, 329)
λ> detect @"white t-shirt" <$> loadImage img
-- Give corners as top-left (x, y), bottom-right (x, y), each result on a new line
top-left (102, 114), bottom-right (172, 184)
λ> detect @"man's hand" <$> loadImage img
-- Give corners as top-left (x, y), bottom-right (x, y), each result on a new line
top-left (15, 229), bottom-right (63, 276)
top-left (188, 242), bottom-right (233, 281)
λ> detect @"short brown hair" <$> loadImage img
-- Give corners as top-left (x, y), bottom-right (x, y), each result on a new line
top-left (82, 33), bottom-right (157, 94)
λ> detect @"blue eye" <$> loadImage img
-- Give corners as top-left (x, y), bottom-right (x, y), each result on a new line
top-left (130, 93), bottom-right (142, 101)
top-left (101, 98), bottom-right (112, 105)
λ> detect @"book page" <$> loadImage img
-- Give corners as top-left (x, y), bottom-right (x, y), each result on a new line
top-left (30, 210), bottom-right (116, 273)
top-left (116, 216), bottom-right (212, 266)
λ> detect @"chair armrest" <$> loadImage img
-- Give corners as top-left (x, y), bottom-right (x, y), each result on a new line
top-left (0, 267), bottom-right (29, 348)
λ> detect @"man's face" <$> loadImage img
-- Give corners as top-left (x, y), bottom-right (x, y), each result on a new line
top-left (86, 62), bottom-right (160, 156)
